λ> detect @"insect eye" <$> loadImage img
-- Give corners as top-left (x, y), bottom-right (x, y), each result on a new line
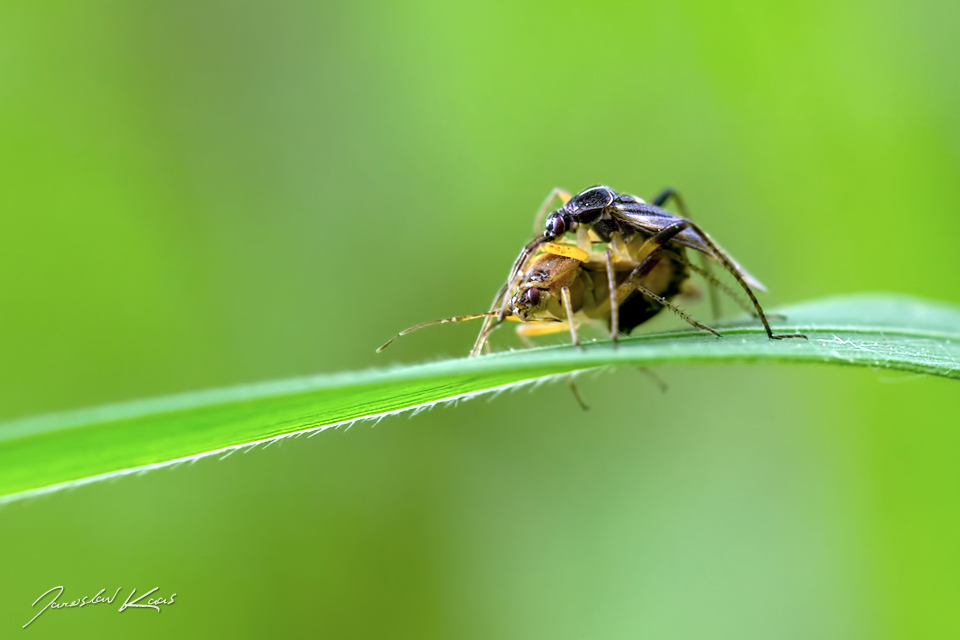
top-left (545, 214), bottom-right (567, 238)
top-left (525, 288), bottom-right (541, 306)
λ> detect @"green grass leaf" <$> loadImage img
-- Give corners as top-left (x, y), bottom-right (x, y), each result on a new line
top-left (2, 293), bottom-right (958, 504)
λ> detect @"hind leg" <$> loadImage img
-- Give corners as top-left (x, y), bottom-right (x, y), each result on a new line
top-left (651, 187), bottom-right (722, 320)
top-left (632, 218), bottom-right (805, 339)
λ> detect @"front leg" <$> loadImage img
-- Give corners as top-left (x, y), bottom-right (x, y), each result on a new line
top-left (560, 286), bottom-right (581, 349)
top-left (604, 248), bottom-right (619, 346)
top-left (471, 235), bottom-right (549, 357)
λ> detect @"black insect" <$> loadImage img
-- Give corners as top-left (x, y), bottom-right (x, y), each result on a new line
top-left (470, 185), bottom-right (806, 355)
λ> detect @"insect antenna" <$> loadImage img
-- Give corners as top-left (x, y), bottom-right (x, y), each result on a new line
top-left (377, 312), bottom-right (504, 353)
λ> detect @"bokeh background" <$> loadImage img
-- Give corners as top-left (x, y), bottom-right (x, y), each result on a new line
top-left (2, 1), bottom-right (959, 637)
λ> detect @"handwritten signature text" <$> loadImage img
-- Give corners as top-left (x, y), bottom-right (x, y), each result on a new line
top-left (23, 585), bottom-right (177, 628)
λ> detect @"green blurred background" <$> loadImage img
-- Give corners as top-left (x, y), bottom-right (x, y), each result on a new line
top-left (2, 0), bottom-right (959, 637)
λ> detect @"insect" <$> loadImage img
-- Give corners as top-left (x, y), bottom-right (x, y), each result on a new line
top-left (377, 239), bottom-right (724, 408)
top-left (470, 185), bottom-right (807, 356)
top-left (377, 238), bottom-right (721, 354)
top-left (507, 242), bottom-right (715, 347)
top-left (374, 243), bottom-right (599, 354)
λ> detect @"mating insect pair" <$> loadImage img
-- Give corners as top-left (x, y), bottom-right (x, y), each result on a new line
top-left (377, 185), bottom-right (806, 355)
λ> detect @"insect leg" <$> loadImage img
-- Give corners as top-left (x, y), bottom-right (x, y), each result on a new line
top-left (615, 220), bottom-right (724, 336)
top-left (609, 231), bottom-right (631, 261)
top-left (680, 221), bottom-right (805, 339)
top-left (624, 279), bottom-right (721, 337)
top-left (532, 187), bottom-right (573, 234)
top-left (560, 286), bottom-right (581, 349)
top-left (671, 253), bottom-right (787, 321)
top-left (599, 238), bottom-right (712, 339)
top-left (472, 281), bottom-right (510, 355)
top-left (651, 187), bottom-right (689, 216)
top-left (567, 378), bottom-right (590, 411)
top-left (471, 235), bottom-right (548, 357)
top-left (576, 226), bottom-right (592, 253)
top-left (646, 219), bottom-right (805, 340)
top-left (637, 367), bottom-right (668, 394)
top-left (604, 248), bottom-right (619, 346)
top-left (651, 187), bottom-right (721, 320)
top-left (663, 249), bottom-right (755, 316)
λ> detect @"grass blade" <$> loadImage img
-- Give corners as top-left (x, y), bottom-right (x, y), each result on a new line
top-left (1, 293), bottom-right (958, 504)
